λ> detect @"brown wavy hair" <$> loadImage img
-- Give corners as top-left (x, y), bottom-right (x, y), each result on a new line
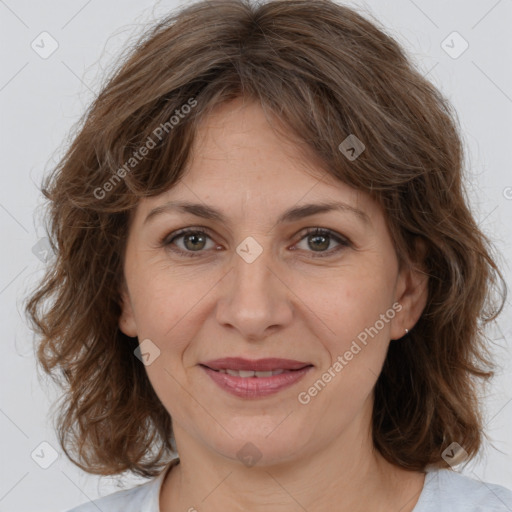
top-left (24, 0), bottom-right (507, 478)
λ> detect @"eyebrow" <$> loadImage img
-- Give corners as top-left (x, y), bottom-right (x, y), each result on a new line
top-left (143, 200), bottom-right (371, 227)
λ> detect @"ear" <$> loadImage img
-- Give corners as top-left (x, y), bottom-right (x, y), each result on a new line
top-left (118, 279), bottom-right (138, 338)
top-left (390, 238), bottom-right (429, 340)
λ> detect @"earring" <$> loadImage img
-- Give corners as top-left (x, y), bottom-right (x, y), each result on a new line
top-left (405, 328), bottom-right (409, 334)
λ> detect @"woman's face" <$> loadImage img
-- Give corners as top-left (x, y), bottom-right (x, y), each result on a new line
top-left (119, 97), bottom-right (427, 466)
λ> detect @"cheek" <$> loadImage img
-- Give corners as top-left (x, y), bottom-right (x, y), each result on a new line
top-left (129, 269), bottom-right (213, 374)
top-left (302, 263), bottom-right (395, 340)
top-left (128, 260), bottom-right (203, 333)
top-left (302, 273), bottom-right (395, 417)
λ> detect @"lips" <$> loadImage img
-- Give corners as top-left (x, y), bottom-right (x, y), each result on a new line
top-left (199, 357), bottom-right (313, 398)
top-left (200, 357), bottom-right (312, 373)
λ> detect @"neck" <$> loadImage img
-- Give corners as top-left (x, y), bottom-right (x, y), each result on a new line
top-left (160, 409), bottom-right (425, 512)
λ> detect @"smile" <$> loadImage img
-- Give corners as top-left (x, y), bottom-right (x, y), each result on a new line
top-left (199, 358), bottom-right (313, 398)
top-left (214, 369), bottom-right (286, 377)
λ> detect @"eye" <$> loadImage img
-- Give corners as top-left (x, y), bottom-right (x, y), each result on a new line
top-left (162, 227), bottom-right (218, 258)
top-left (292, 227), bottom-right (350, 258)
top-left (160, 227), bottom-right (350, 258)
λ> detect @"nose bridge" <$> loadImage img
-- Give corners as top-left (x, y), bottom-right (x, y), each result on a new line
top-left (215, 236), bottom-right (292, 338)
top-left (234, 240), bottom-right (275, 297)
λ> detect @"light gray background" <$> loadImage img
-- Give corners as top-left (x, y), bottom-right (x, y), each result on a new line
top-left (1, 1), bottom-right (511, 511)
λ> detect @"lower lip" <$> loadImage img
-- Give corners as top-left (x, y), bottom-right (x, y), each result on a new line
top-left (201, 366), bottom-right (313, 399)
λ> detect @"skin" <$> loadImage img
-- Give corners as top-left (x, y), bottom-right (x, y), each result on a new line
top-left (119, 97), bottom-right (429, 512)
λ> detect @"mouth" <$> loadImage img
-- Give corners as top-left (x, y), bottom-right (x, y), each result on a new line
top-left (200, 357), bottom-right (312, 372)
top-left (199, 357), bottom-right (314, 398)
top-left (202, 368), bottom-right (297, 377)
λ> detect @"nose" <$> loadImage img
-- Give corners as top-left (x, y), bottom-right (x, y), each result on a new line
top-left (215, 242), bottom-right (294, 342)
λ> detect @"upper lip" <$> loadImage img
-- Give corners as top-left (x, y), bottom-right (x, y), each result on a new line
top-left (200, 357), bottom-right (312, 372)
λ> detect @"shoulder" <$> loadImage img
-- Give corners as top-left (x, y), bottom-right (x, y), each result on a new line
top-left (64, 460), bottom-right (176, 512)
top-left (65, 478), bottom-right (159, 512)
top-left (414, 468), bottom-right (512, 512)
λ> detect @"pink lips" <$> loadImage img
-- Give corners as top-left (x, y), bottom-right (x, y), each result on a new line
top-left (200, 357), bottom-right (313, 399)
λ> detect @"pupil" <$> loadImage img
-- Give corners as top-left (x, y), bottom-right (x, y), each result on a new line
top-left (186, 233), bottom-right (205, 250)
top-left (310, 234), bottom-right (329, 251)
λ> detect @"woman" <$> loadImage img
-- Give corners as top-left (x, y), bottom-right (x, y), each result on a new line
top-left (25, 0), bottom-right (512, 510)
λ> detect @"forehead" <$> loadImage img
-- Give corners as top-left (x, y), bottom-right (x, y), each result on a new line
top-left (134, 98), bottom-right (381, 228)
top-left (186, 98), bottom-right (323, 182)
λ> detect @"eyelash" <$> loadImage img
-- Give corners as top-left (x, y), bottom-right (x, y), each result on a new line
top-left (160, 226), bottom-right (351, 259)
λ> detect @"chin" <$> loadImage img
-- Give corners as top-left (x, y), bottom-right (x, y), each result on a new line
top-left (209, 424), bottom-right (312, 468)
